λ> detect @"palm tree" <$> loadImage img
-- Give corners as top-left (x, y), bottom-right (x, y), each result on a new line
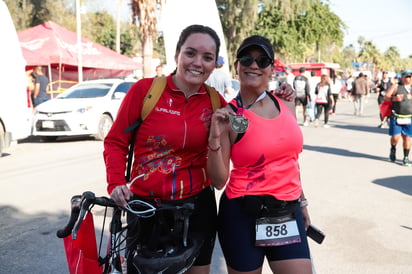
top-left (359, 41), bottom-right (381, 75)
top-left (130, 0), bottom-right (160, 78)
top-left (116, 0), bottom-right (122, 53)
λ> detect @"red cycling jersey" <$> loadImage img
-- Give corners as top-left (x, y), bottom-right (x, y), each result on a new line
top-left (104, 74), bottom-right (226, 200)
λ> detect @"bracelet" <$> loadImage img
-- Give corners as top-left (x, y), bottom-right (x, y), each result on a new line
top-left (208, 144), bottom-right (221, 152)
top-left (300, 199), bottom-right (308, 207)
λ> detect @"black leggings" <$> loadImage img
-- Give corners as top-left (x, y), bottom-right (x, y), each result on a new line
top-left (332, 94), bottom-right (339, 113)
top-left (316, 103), bottom-right (330, 124)
top-left (218, 192), bottom-right (310, 272)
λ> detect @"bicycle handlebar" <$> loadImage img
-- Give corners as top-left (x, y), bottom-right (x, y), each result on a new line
top-left (56, 191), bottom-right (118, 239)
top-left (57, 191), bottom-right (196, 240)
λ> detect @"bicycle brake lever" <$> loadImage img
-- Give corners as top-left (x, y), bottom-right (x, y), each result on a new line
top-left (56, 195), bottom-right (82, 238)
top-left (72, 191), bottom-right (96, 240)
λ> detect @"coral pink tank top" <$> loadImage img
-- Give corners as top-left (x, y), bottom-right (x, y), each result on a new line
top-left (226, 94), bottom-right (303, 201)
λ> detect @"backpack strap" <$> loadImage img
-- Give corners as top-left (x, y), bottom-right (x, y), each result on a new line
top-left (124, 79), bottom-right (219, 183)
top-left (141, 76), bottom-right (167, 120)
top-left (204, 83), bottom-right (221, 111)
top-left (124, 76), bottom-right (167, 134)
top-left (124, 77), bottom-right (167, 182)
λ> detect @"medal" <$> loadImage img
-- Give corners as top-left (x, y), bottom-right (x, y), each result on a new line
top-left (230, 91), bottom-right (267, 133)
top-left (229, 114), bottom-right (249, 133)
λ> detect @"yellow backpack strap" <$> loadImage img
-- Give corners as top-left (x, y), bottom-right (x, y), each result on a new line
top-left (204, 83), bottom-right (221, 112)
top-left (141, 76), bottom-right (167, 121)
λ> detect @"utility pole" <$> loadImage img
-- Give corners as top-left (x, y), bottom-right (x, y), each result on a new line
top-left (116, 0), bottom-right (122, 53)
top-left (76, 0), bottom-right (83, 82)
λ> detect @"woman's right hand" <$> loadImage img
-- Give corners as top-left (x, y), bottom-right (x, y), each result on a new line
top-left (110, 185), bottom-right (132, 207)
top-left (209, 107), bottom-right (233, 140)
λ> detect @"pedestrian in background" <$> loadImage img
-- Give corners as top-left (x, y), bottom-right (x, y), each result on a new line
top-left (314, 74), bottom-right (334, 128)
top-left (154, 64), bottom-right (165, 78)
top-left (345, 73), bottom-right (355, 100)
top-left (330, 71), bottom-right (342, 115)
top-left (376, 71), bottom-right (392, 127)
top-left (294, 67), bottom-right (311, 126)
top-left (206, 55), bottom-right (234, 100)
top-left (384, 69), bottom-right (412, 167)
top-left (32, 65), bottom-right (50, 107)
top-left (26, 69), bottom-right (36, 108)
top-left (285, 66), bottom-right (295, 87)
top-left (352, 72), bottom-right (369, 115)
top-left (308, 70), bottom-right (319, 123)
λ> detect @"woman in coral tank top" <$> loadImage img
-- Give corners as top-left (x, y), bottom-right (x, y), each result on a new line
top-left (208, 35), bottom-right (312, 274)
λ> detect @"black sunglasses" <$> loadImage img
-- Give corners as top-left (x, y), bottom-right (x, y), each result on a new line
top-left (238, 56), bottom-right (273, 68)
top-left (405, 75), bottom-right (411, 78)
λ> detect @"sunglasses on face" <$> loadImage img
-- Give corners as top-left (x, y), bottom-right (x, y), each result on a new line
top-left (405, 75), bottom-right (411, 78)
top-left (238, 56), bottom-right (273, 68)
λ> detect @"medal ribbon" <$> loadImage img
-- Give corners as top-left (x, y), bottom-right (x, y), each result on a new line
top-left (236, 91), bottom-right (267, 116)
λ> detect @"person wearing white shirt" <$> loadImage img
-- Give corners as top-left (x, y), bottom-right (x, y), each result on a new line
top-left (330, 73), bottom-right (342, 115)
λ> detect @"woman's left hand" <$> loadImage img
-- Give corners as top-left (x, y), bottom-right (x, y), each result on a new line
top-left (272, 82), bottom-right (296, 101)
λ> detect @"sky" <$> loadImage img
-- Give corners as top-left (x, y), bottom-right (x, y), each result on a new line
top-left (91, 0), bottom-right (412, 58)
top-left (329, 0), bottom-right (412, 58)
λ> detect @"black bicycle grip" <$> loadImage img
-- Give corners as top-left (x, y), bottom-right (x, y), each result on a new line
top-left (71, 191), bottom-right (96, 240)
top-left (56, 195), bottom-right (82, 238)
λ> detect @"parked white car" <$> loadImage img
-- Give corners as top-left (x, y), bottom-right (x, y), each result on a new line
top-left (32, 78), bottom-right (136, 141)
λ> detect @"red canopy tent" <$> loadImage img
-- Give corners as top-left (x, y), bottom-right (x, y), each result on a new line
top-left (22, 47), bottom-right (50, 66)
top-left (18, 21), bottom-right (141, 92)
top-left (274, 59), bottom-right (286, 72)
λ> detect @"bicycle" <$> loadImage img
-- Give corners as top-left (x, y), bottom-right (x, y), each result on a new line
top-left (57, 191), bottom-right (202, 274)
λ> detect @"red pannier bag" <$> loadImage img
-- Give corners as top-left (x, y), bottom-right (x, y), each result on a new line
top-left (63, 211), bottom-right (103, 274)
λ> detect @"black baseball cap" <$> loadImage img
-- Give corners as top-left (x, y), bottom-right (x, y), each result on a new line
top-left (236, 35), bottom-right (274, 61)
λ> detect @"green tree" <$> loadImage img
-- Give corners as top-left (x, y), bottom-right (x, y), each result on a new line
top-left (340, 45), bottom-right (357, 70)
top-left (84, 11), bottom-right (116, 50)
top-left (301, 0), bottom-right (345, 62)
top-left (254, 0), bottom-right (344, 64)
top-left (5, 0), bottom-right (75, 30)
top-left (383, 47), bottom-right (402, 72)
top-left (358, 41), bottom-right (382, 75)
top-left (216, 0), bottom-right (260, 72)
top-left (4, 0), bottom-right (34, 31)
top-left (256, 1), bottom-right (304, 62)
top-left (130, 0), bottom-right (160, 78)
top-left (82, 11), bottom-right (140, 57)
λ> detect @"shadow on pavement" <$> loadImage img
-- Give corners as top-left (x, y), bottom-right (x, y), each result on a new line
top-left (0, 205), bottom-right (69, 273)
top-left (303, 144), bottom-right (387, 162)
top-left (331, 122), bottom-right (388, 135)
top-left (372, 175), bottom-right (412, 196)
top-left (0, 204), bottom-right (111, 274)
top-left (18, 135), bottom-right (96, 143)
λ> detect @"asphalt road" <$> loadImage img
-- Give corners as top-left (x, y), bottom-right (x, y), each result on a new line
top-left (0, 96), bottom-right (411, 273)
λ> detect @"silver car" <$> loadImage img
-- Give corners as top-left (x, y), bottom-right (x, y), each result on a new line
top-left (32, 78), bottom-right (135, 141)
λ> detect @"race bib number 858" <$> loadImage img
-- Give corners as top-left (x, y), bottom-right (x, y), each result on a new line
top-left (255, 216), bottom-right (301, 246)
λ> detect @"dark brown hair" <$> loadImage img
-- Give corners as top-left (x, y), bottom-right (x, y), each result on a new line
top-left (175, 24), bottom-right (221, 61)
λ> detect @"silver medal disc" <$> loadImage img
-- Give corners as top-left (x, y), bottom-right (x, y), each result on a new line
top-left (229, 115), bottom-right (249, 133)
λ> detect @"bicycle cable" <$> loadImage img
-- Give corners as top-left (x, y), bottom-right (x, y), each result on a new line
top-left (124, 199), bottom-right (157, 217)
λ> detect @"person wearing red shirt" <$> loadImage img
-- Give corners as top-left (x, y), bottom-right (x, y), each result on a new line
top-left (104, 24), bottom-right (226, 274)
